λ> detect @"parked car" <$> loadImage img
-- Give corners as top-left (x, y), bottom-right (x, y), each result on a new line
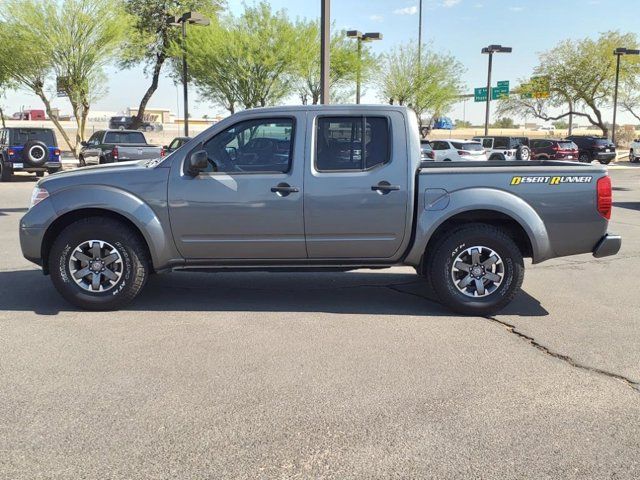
top-left (472, 136), bottom-right (531, 161)
top-left (432, 117), bottom-right (454, 130)
top-left (420, 140), bottom-right (434, 161)
top-left (630, 138), bottom-right (640, 163)
top-left (429, 139), bottom-right (487, 161)
top-left (0, 127), bottom-right (62, 182)
top-left (79, 130), bottom-right (164, 166)
top-left (20, 105), bottom-right (620, 315)
top-left (565, 135), bottom-right (616, 164)
top-left (12, 109), bottom-right (46, 121)
top-left (165, 136), bottom-right (192, 154)
top-left (530, 139), bottom-right (579, 161)
top-left (108, 116), bottom-right (162, 132)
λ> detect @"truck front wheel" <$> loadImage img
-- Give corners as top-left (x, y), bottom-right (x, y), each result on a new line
top-left (425, 224), bottom-right (524, 316)
top-left (48, 217), bottom-right (149, 311)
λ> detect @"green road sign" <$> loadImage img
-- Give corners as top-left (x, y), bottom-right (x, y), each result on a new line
top-left (492, 86), bottom-right (509, 100)
top-left (497, 80), bottom-right (509, 89)
top-left (474, 87), bottom-right (488, 102)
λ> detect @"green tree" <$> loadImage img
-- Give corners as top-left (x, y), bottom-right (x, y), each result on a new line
top-left (183, 2), bottom-right (299, 113)
top-left (293, 21), bottom-right (376, 105)
top-left (552, 120), bottom-right (569, 129)
top-left (455, 119), bottom-right (472, 128)
top-left (120, 0), bottom-right (222, 129)
top-left (378, 44), bottom-right (465, 129)
top-left (497, 31), bottom-right (640, 137)
top-left (492, 117), bottom-right (516, 128)
top-left (0, 0), bottom-right (126, 154)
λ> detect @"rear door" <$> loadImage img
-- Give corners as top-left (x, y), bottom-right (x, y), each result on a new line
top-left (168, 113), bottom-right (306, 259)
top-left (304, 112), bottom-right (410, 259)
top-left (83, 132), bottom-right (104, 164)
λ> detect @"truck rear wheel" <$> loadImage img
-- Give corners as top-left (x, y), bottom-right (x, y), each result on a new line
top-left (48, 217), bottom-right (149, 311)
top-left (425, 224), bottom-right (524, 316)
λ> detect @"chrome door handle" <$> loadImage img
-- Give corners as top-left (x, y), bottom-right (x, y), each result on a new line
top-left (271, 183), bottom-right (300, 197)
top-left (371, 181), bottom-right (400, 193)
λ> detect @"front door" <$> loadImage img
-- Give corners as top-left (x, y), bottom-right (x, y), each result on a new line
top-left (304, 112), bottom-right (410, 259)
top-left (168, 114), bottom-right (306, 260)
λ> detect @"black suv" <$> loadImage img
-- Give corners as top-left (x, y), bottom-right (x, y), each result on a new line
top-left (108, 116), bottom-right (159, 132)
top-left (565, 135), bottom-right (616, 164)
top-left (0, 127), bottom-right (62, 181)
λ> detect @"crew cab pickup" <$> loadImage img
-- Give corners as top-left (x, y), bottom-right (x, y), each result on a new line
top-left (0, 127), bottom-right (62, 181)
top-left (20, 105), bottom-right (621, 315)
top-left (78, 130), bottom-right (163, 166)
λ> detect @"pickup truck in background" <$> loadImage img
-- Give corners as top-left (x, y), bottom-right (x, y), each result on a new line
top-left (20, 105), bottom-right (621, 315)
top-left (78, 130), bottom-right (164, 166)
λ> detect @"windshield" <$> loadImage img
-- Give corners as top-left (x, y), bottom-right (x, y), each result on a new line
top-left (11, 129), bottom-right (55, 146)
top-left (595, 139), bottom-right (612, 146)
top-left (452, 142), bottom-right (483, 151)
top-left (558, 141), bottom-right (578, 150)
top-left (105, 131), bottom-right (146, 144)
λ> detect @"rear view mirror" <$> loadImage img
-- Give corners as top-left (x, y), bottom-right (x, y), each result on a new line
top-left (187, 150), bottom-right (208, 176)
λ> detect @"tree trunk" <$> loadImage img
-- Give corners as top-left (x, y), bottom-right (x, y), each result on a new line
top-left (130, 51), bottom-right (167, 130)
top-left (0, 107), bottom-right (5, 128)
top-left (34, 85), bottom-right (76, 155)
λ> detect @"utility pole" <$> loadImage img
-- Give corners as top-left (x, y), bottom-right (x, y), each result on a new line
top-left (481, 45), bottom-right (512, 136)
top-left (418, 0), bottom-right (423, 62)
top-left (347, 31), bottom-right (382, 104)
top-left (320, 0), bottom-right (330, 104)
top-left (612, 47), bottom-right (639, 143)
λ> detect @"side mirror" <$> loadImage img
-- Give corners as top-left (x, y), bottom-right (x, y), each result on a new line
top-left (80, 141), bottom-right (88, 147)
top-left (187, 150), bottom-right (209, 176)
top-left (163, 145), bottom-right (169, 150)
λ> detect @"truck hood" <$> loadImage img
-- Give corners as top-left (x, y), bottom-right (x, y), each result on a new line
top-left (38, 160), bottom-right (165, 191)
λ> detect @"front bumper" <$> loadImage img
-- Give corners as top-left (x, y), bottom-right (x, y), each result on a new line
top-left (19, 198), bottom-right (58, 270)
top-left (593, 234), bottom-right (621, 258)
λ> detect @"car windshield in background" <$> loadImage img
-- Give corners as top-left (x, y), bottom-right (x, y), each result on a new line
top-left (451, 142), bottom-right (483, 151)
top-left (559, 142), bottom-right (578, 149)
top-left (13, 129), bottom-right (55, 145)
top-left (509, 138), bottom-right (528, 148)
top-left (595, 139), bottom-right (612, 145)
top-left (104, 132), bottom-right (146, 144)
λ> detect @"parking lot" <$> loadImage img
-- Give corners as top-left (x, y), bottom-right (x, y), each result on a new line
top-left (1, 165), bottom-right (639, 478)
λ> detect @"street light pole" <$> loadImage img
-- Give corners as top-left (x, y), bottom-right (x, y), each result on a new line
top-left (418, 0), bottom-right (423, 62)
top-left (481, 44), bottom-right (512, 136)
top-left (612, 47), bottom-right (640, 144)
top-left (347, 31), bottom-right (382, 104)
top-left (320, 0), bottom-right (331, 104)
top-left (169, 12), bottom-right (210, 137)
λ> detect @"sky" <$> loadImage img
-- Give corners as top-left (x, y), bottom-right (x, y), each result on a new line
top-left (4, 0), bottom-right (639, 125)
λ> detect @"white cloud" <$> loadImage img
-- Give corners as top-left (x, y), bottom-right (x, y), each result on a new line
top-left (443, 0), bottom-right (461, 6)
top-left (369, 14), bottom-right (384, 22)
top-left (508, 6), bottom-right (524, 11)
top-left (393, 5), bottom-right (418, 15)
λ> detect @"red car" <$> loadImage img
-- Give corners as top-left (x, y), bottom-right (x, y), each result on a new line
top-left (530, 139), bottom-right (579, 161)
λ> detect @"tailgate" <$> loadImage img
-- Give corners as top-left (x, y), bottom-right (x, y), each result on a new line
top-left (418, 161), bottom-right (611, 260)
top-left (116, 145), bottom-right (162, 161)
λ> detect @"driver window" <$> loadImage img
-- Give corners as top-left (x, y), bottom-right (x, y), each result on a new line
top-left (202, 118), bottom-right (294, 174)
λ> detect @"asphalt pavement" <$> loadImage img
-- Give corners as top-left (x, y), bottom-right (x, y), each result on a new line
top-left (1, 166), bottom-right (639, 479)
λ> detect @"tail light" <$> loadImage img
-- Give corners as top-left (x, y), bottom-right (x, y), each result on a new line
top-left (7, 149), bottom-right (15, 157)
top-left (54, 149), bottom-right (61, 157)
top-left (111, 146), bottom-right (119, 161)
top-left (457, 150), bottom-right (468, 155)
top-left (160, 147), bottom-right (166, 157)
top-left (597, 176), bottom-right (612, 220)
top-left (552, 143), bottom-right (560, 151)
top-left (427, 151), bottom-right (434, 159)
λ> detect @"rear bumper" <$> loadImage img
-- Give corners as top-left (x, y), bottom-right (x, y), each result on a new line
top-left (593, 234), bottom-right (621, 258)
top-left (594, 152), bottom-right (616, 161)
top-left (11, 161), bottom-right (62, 172)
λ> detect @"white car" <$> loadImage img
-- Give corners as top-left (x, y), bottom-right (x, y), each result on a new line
top-left (429, 139), bottom-right (487, 162)
top-left (630, 138), bottom-right (640, 163)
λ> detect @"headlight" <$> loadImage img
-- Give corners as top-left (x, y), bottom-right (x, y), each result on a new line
top-left (29, 187), bottom-right (49, 209)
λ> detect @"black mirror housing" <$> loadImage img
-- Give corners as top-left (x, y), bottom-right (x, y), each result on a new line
top-left (187, 150), bottom-right (208, 176)
top-left (80, 141), bottom-right (88, 147)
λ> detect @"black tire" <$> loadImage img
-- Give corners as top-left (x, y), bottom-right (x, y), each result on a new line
top-left (0, 160), bottom-right (12, 182)
top-left (425, 223), bottom-right (524, 316)
top-left (516, 145), bottom-right (531, 161)
top-left (36, 171), bottom-right (45, 178)
top-left (79, 156), bottom-right (86, 167)
top-left (443, 158), bottom-right (452, 162)
top-left (48, 217), bottom-right (149, 311)
top-left (99, 156), bottom-right (107, 164)
top-left (579, 152), bottom-right (591, 163)
top-left (22, 140), bottom-right (49, 166)
top-left (489, 153), bottom-right (506, 161)
top-left (598, 158), bottom-right (612, 165)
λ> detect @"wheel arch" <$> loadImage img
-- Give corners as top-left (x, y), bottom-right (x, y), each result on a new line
top-left (406, 188), bottom-right (553, 269)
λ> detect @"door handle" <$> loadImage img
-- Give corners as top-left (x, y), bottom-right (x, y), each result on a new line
top-left (271, 183), bottom-right (300, 197)
top-left (371, 181), bottom-right (400, 193)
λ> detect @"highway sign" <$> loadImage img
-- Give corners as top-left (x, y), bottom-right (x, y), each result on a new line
top-left (474, 87), bottom-right (488, 102)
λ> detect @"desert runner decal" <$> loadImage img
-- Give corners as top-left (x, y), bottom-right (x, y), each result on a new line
top-left (511, 175), bottom-right (593, 185)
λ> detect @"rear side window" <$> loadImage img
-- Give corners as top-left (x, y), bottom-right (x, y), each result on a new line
top-left (11, 129), bottom-right (56, 146)
top-left (431, 141), bottom-right (450, 150)
top-left (595, 139), bottom-right (612, 146)
top-left (493, 137), bottom-right (509, 149)
top-left (316, 116), bottom-right (390, 171)
top-left (104, 131), bottom-right (146, 144)
top-left (558, 141), bottom-right (577, 149)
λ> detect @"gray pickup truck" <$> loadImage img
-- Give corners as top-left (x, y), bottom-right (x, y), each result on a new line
top-left (20, 105), bottom-right (621, 315)
top-left (78, 130), bottom-right (163, 166)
